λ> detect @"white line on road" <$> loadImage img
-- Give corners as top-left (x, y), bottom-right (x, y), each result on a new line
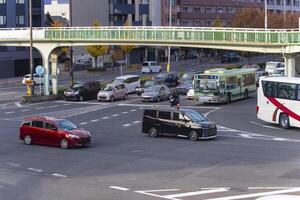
top-left (122, 111), bottom-right (128, 114)
top-left (5, 111), bottom-right (14, 114)
top-left (133, 120), bottom-right (140, 124)
top-left (36, 107), bottom-right (45, 110)
top-left (250, 121), bottom-right (281, 130)
top-left (248, 187), bottom-right (296, 190)
top-left (135, 189), bottom-right (181, 199)
top-left (48, 105), bottom-right (58, 108)
top-left (28, 168), bottom-right (43, 173)
top-left (5, 162), bottom-right (21, 167)
top-left (91, 119), bottom-right (99, 123)
top-left (112, 114), bottom-right (119, 117)
top-left (0, 92), bottom-right (17, 96)
top-left (15, 102), bottom-right (22, 108)
top-left (63, 104), bottom-right (71, 106)
top-left (21, 109), bottom-right (30, 112)
top-left (118, 103), bottom-right (221, 109)
top-left (204, 187), bottom-right (300, 200)
top-left (110, 186), bottom-right (130, 191)
top-left (139, 107), bottom-right (144, 110)
top-left (102, 116), bottom-right (110, 120)
top-left (51, 173), bottom-right (67, 178)
top-left (80, 122), bottom-right (88, 125)
top-left (273, 137), bottom-right (289, 141)
top-left (238, 134), bottom-right (253, 139)
top-left (164, 188), bottom-right (229, 200)
top-left (123, 124), bottom-right (131, 127)
top-left (204, 107), bottom-right (221, 118)
top-left (130, 109), bottom-right (137, 112)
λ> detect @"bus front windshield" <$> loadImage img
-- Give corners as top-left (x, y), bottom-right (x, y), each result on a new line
top-left (198, 79), bottom-right (218, 92)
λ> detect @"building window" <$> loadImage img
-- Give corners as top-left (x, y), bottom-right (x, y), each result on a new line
top-left (0, 0), bottom-right (6, 3)
top-left (0, 16), bottom-right (6, 25)
top-left (16, 15), bottom-right (25, 25)
top-left (182, 7), bottom-right (188, 12)
top-left (16, 0), bottom-right (25, 4)
top-left (181, 20), bottom-right (188, 26)
top-left (206, 7), bottom-right (216, 13)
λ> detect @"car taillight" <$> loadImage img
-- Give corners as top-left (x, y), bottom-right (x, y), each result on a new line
top-left (256, 106), bottom-right (259, 114)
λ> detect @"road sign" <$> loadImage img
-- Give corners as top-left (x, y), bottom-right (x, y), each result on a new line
top-left (35, 65), bottom-right (44, 76)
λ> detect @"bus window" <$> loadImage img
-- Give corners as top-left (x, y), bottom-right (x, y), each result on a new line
top-left (298, 85), bottom-right (300, 100)
top-left (262, 81), bottom-right (277, 97)
top-left (277, 83), bottom-right (297, 100)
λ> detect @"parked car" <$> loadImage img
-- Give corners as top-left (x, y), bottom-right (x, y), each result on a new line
top-left (187, 88), bottom-right (195, 100)
top-left (97, 83), bottom-right (128, 102)
top-left (141, 61), bottom-right (162, 73)
top-left (221, 53), bottom-right (240, 63)
top-left (19, 116), bottom-right (91, 149)
top-left (142, 108), bottom-right (217, 141)
top-left (141, 85), bottom-right (171, 102)
top-left (265, 61), bottom-right (284, 75)
top-left (136, 80), bottom-right (163, 95)
top-left (271, 67), bottom-right (285, 77)
top-left (22, 74), bottom-right (51, 85)
top-left (154, 72), bottom-right (180, 87)
top-left (180, 72), bottom-right (195, 82)
top-left (175, 80), bottom-right (193, 95)
top-left (64, 81), bottom-right (101, 101)
top-left (112, 75), bottom-right (141, 93)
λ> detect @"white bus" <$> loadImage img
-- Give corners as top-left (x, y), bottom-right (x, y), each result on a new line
top-left (257, 76), bottom-right (300, 129)
top-left (194, 68), bottom-right (257, 103)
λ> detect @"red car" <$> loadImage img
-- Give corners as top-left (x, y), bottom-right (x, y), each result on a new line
top-left (19, 116), bottom-right (91, 149)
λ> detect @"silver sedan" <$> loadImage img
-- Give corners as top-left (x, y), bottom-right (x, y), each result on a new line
top-left (141, 85), bottom-right (171, 102)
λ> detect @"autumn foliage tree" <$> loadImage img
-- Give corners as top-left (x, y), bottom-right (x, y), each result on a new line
top-left (120, 20), bottom-right (136, 67)
top-left (85, 20), bottom-right (109, 68)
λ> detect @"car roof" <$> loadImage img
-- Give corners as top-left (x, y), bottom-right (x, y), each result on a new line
top-left (260, 76), bottom-right (300, 84)
top-left (23, 116), bottom-right (64, 122)
top-left (116, 75), bottom-right (139, 79)
top-left (144, 108), bottom-right (197, 113)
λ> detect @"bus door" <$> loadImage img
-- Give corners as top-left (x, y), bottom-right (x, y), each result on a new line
top-left (237, 77), bottom-right (242, 97)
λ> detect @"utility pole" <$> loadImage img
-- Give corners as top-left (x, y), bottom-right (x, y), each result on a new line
top-left (69, 0), bottom-right (74, 84)
top-left (167, 0), bottom-right (172, 72)
top-left (29, 0), bottom-right (34, 96)
top-left (264, 0), bottom-right (268, 30)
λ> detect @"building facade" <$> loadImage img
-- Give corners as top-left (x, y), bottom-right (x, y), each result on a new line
top-left (0, 0), bottom-right (43, 78)
top-left (44, 0), bottom-right (69, 21)
top-left (267, 0), bottom-right (300, 12)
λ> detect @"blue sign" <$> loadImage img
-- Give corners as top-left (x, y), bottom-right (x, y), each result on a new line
top-left (35, 65), bottom-right (44, 76)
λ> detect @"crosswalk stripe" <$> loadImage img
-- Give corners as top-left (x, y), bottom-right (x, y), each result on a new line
top-left (163, 188), bottom-right (228, 199)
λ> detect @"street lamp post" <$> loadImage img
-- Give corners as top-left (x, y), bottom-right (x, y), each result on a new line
top-left (29, 0), bottom-right (34, 96)
top-left (167, 0), bottom-right (172, 72)
top-left (264, 0), bottom-right (268, 30)
top-left (69, 0), bottom-right (74, 84)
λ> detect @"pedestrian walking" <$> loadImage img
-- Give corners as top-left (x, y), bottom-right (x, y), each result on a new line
top-left (170, 89), bottom-right (180, 110)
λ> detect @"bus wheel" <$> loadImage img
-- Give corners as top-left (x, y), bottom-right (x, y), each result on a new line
top-left (244, 90), bottom-right (249, 99)
top-left (226, 93), bottom-right (231, 103)
top-left (279, 114), bottom-right (290, 129)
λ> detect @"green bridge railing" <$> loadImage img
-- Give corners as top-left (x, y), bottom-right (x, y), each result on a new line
top-left (44, 27), bottom-right (300, 45)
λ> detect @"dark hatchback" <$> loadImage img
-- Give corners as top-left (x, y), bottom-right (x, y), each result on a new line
top-left (136, 80), bottom-right (163, 95)
top-left (142, 108), bottom-right (217, 141)
top-left (154, 72), bottom-right (180, 88)
top-left (175, 80), bottom-right (193, 95)
top-left (64, 81), bottom-right (101, 101)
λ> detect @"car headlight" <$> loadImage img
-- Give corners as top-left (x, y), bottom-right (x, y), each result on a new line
top-left (67, 134), bottom-right (80, 139)
top-left (86, 131), bottom-right (91, 137)
top-left (74, 91), bottom-right (79, 95)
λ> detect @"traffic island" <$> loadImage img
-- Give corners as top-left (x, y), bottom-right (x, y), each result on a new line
top-left (21, 94), bottom-right (63, 104)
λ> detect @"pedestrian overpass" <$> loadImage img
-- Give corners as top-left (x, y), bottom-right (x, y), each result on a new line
top-left (1, 26), bottom-right (300, 95)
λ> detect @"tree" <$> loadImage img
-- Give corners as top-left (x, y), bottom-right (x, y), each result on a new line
top-left (120, 20), bottom-right (136, 67)
top-left (85, 20), bottom-right (109, 68)
top-left (213, 17), bottom-right (222, 27)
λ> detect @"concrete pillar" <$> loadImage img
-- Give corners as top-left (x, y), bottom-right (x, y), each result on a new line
top-left (50, 54), bottom-right (58, 95)
top-left (284, 54), bottom-right (297, 77)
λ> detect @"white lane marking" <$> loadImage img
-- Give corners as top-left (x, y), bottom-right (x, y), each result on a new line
top-left (21, 109), bottom-right (30, 112)
top-left (61, 105), bottom-right (111, 118)
top-left (102, 116), bottom-right (110, 120)
top-left (80, 122), bottom-right (88, 125)
top-left (55, 100), bottom-right (107, 106)
top-left (130, 109), bottom-right (137, 112)
top-left (5, 111), bottom-right (14, 114)
top-left (63, 104), bottom-right (71, 106)
top-left (248, 187), bottom-right (295, 190)
top-left (15, 102), bottom-right (22, 108)
top-left (112, 114), bottom-right (119, 117)
top-left (36, 107), bottom-right (45, 110)
top-left (135, 189), bottom-right (181, 199)
top-left (52, 173), bottom-right (67, 178)
top-left (139, 107), bottom-right (144, 110)
top-left (133, 120), bottom-right (140, 124)
top-left (118, 103), bottom-right (220, 109)
top-left (164, 188), bottom-right (229, 200)
top-left (28, 168), bottom-right (43, 173)
top-left (238, 134), bottom-right (253, 139)
top-left (204, 187), bottom-right (300, 200)
top-left (49, 105), bottom-right (58, 108)
top-left (122, 111), bottom-right (128, 114)
top-left (109, 186), bottom-right (130, 191)
top-left (0, 92), bottom-right (17, 96)
top-left (91, 119), bottom-right (99, 123)
top-left (204, 107), bottom-right (221, 118)
top-left (273, 137), bottom-right (288, 141)
top-left (250, 121), bottom-right (281, 130)
top-left (5, 162), bottom-right (21, 167)
top-left (123, 124), bottom-right (131, 127)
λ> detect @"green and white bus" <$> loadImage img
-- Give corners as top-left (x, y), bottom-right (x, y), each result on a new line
top-left (194, 68), bottom-right (256, 103)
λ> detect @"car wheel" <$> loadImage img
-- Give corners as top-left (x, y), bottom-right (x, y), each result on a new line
top-left (123, 94), bottom-right (128, 100)
top-left (157, 96), bottom-right (160, 102)
top-left (79, 96), bottom-right (84, 102)
top-left (188, 130), bottom-right (199, 141)
top-left (60, 139), bottom-right (69, 149)
top-left (24, 135), bottom-right (32, 145)
top-left (149, 127), bottom-right (159, 138)
top-left (244, 90), bottom-right (249, 99)
top-left (279, 114), bottom-right (290, 129)
top-left (110, 96), bottom-right (115, 102)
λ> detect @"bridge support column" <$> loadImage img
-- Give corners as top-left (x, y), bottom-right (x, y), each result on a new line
top-left (50, 54), bottom-right (58, 95)
top-left (284, 54), bottom-right (299, 77)
top-left (34, 44), bottom-right (56, 95)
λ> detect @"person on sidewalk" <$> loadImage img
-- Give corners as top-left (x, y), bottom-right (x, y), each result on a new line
top-left (170, 89), bottom-right (180, 110)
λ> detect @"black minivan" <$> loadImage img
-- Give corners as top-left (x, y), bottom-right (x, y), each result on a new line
top-left (142, 108), bottom-right (217, 141)
top-left (64, 81), bottom-right (101, 101)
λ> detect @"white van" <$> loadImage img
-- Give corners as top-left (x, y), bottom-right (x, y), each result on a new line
top-left (265, 62), bottom-right (284, 75)
top-left (141, 61), bottom-right (162, 73)
top-left (112, 75), bottom-right (141, 93)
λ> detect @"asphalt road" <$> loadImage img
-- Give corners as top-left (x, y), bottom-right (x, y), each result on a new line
top-left (1, 93), bottom-right (300, 200)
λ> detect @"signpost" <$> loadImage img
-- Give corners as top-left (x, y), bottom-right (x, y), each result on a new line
top-left (35, 65), bottom-right (44, 96)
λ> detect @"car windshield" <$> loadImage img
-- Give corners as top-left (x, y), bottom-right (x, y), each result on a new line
top-left (182, 73), bottom-right (193, 80)
top-left (112, 79), bottom-right (124, 84)
top-left (144, 81), bottom-right (155, 87)
top-left (57, 120), bottom-right (78, 131)
top-left (104, 85), bottom-right (114, 91)
top-left (156, 73), bottom-right (168, 78)
top-left (145, 86), bottom-right (160, 92)
top-left (181, 80), bottom-right (193, 86)
top-left (142, 62), bottom-right (149, 67)
top-left (71, 83), bottom-right (84, 89)
top-left (184, 110), bottom-right (206, 122)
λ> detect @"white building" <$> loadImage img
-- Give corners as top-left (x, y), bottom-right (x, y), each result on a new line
top-left (44, 0), bottom-right (70, 20)
top-left (267, 0), bottom-right (300, 12)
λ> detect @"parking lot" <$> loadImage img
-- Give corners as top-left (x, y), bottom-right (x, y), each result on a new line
top-left (1, 92), bottom-right (300, 200)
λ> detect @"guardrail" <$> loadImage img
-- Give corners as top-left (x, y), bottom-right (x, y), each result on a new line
top-left (44, 27), bottom-right (300, 45)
